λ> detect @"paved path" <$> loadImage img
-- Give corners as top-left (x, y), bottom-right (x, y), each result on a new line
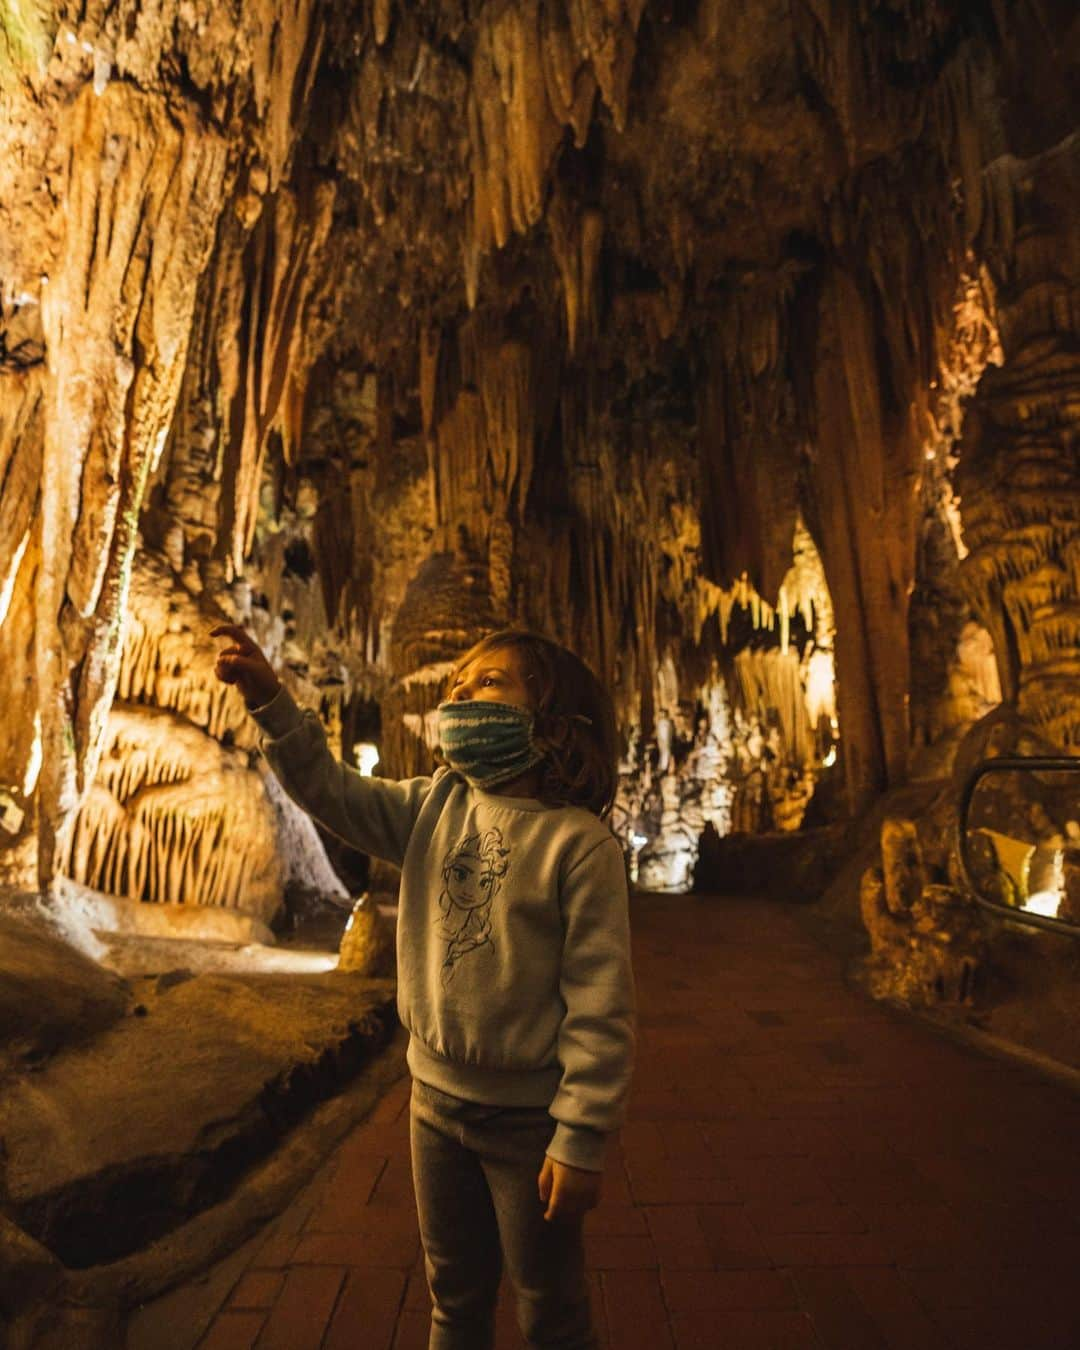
top-left (153, 896), bottom-right (1080, 1350)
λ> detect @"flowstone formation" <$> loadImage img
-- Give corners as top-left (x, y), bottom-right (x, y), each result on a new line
top-left (52, 549), bottom-right (354, 938)
top-left (957, 133), bottom-right (1080, 754)
top-left (0, 4), bottom-right (1078, 1341)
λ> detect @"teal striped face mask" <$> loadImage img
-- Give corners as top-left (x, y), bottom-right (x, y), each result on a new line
top-left (437, 700), bottom-right (544, 789)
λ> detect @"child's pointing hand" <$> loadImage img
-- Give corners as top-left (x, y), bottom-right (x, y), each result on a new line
top-left (211, 624), bottom-right (281, 709)
top-left (538, 1156), bottom-right (602, 1223)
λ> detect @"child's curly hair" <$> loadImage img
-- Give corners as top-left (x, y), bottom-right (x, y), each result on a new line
top-left (446, 629), bottom-right (619, 818)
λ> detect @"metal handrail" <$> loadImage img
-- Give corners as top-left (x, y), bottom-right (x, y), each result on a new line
top-left (957, 755), bottom-right (1080, 937)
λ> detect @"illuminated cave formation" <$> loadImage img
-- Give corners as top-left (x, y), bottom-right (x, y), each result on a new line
top-left (62, 706), bottom-right (281, 921)
top-left (0, 4), bottom-right (1076, 978)
top-left (0, 10), bottom-right (1077, 1339)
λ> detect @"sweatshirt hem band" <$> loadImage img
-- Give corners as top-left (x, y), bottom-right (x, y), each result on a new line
top-left (407, 1036), bottom-right (562, 1108)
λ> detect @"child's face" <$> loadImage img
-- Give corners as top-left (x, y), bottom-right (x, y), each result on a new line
top-left (449, 646), bottom-right (535, 711)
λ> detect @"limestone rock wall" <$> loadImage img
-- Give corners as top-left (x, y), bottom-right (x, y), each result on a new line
top-left (1, 0), bottom-right (332, 895)
top-left (0, 0), bottom-right (1076, 917)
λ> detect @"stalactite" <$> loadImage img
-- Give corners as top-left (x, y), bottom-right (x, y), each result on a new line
top-left (468, 20), bottom-right (512, 258)
top-left (565, 0), bottom-right (643, 134)
top-left (434, 388), bottom-right (487, 544)
top-left (697, 270), bottom-right (802, 603)
top-left (549, 190), bottom-right (604, 355)
top-left (419, 325), bottom-right (442, 522)
top-left (224, 180), bottom-right (337, 570)
top-left (461, 0), bottom-right (643, 305)
top-left (540, 2), bottom-right (597, 148)
top-left (479, 336), bottom-right (534, 521)
top-left (248, 0), bottom-right (326, 192)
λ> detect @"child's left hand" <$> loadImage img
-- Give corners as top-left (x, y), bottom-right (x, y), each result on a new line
top-left (538, 1156), bottom-right (602, 1223)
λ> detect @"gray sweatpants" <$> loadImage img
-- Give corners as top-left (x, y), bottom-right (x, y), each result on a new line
top-left (410, 1079), bottom-right (598, 1350)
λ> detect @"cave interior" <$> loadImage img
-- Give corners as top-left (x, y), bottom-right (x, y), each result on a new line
top-left (0, 0), bottom-right (1078, 1334)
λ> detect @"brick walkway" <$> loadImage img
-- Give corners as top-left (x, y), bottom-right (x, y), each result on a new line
top-left (169, 896), bottom-right (1080, 1350)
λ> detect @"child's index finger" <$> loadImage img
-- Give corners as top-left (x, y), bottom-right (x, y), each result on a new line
top-left (210, 623), bottom-right (250, 646)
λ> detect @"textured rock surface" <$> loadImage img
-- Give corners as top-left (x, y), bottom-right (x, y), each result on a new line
top-left (6, 0), bottom-right (1075, 910)
top-left (0, 969), bottom-right (396, 1266)
top-left (0, 905), bottom-right (129, 1070)
top-left (0, 0), bottom-right (1076, 1215)
top-left (337, 897), bottom-right (395, 976)
top-left (859, 817), bottom-right (988, 1007)
top-left (957, 133), bottom-right (1080, 752)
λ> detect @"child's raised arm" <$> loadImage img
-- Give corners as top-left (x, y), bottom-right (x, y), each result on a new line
top-left (211, 624), bottom-right (434, 867)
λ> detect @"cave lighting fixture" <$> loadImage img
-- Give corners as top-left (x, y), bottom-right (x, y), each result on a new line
top-left (1023, 849), bottom-right (1065, 919)
top-left (1023, 891), bottom-right (1062, 919)
top-left (354, 743), bottom-right (380, 776)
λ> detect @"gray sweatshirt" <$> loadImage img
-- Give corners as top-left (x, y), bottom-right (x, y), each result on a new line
top-left (252, 687), bottom-right (635, 1171)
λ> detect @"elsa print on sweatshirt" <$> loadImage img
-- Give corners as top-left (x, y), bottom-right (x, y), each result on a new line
top-left (436, 828), bottom-right (510, 984)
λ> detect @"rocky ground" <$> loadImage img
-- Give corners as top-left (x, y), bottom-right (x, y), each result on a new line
top-left (0, 898), bottom-right (402, 1349)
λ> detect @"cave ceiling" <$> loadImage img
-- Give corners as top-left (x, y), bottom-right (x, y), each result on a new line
top-left (317, 0), bottom-right (918, 365)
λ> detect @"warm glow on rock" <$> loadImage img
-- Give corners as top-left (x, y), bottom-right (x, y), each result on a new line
top-left (23, 712), bottom-right (42, 797)
top-left (0, 527), bottom-right (29, 630)
top-left (805, 650), bottom-right (837, 731)
top-left (0, 12), bottom-right (1077, 1296)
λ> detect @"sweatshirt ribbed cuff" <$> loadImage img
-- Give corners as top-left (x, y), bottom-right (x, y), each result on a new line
top-left (545, 1121), bottom-right (608, 1173)
top-left (249, 685), bottom-right (303, 740)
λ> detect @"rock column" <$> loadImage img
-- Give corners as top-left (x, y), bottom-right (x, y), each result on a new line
top-left (958, 135), bottom-right (1080, 751)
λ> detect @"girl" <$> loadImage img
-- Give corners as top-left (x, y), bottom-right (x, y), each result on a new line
top-left (212, 624), bottom-right (635, 1350)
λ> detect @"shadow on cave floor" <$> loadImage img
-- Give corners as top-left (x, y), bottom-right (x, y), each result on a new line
top-left (129, 894), bottom-right (1080, 1350)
